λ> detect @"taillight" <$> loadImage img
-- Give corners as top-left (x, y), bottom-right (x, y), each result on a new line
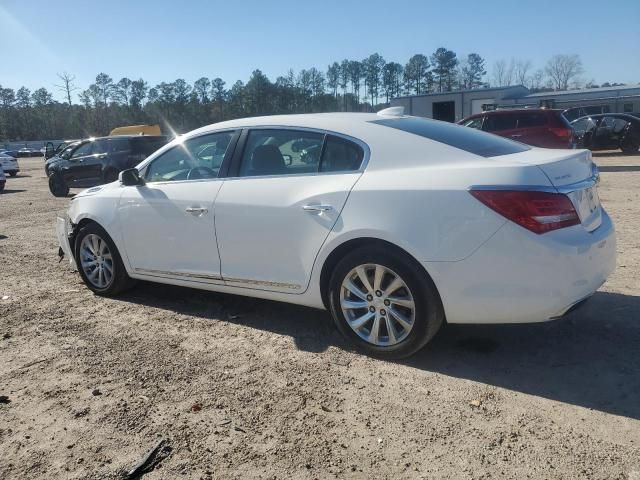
top-left (470, 190), bottom-right (580, 234)
top-left (549, 127), bottom-right (572, 138)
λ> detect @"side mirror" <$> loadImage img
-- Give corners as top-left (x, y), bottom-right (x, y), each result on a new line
top-left (119, 168), bottom-right (144, 186)
top-left (45, 142), bottom-right (55, 159)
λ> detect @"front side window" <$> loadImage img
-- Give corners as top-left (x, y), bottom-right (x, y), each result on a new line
top-left (70, 142), bottom-right (93, 159)
top-left (145, 131), bottom-right (234, 182)
top-left (238, 129), bottom-right (324, 177)
top-left (92, 139), bottom-right (110, 155)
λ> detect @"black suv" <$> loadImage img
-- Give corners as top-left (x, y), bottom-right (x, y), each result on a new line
top-left (46, 135), bottom-right (168, 197)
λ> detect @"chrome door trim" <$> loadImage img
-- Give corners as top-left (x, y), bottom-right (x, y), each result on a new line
top-left (133, 268), bottom-right (301, 291)
top-left (134, 268), bottom-right (223, 281)
top-left (223, 277), bottom-right (302, 291)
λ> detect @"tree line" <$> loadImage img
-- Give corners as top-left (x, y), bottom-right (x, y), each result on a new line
top-left (0, 50), bottom-right (611, 142)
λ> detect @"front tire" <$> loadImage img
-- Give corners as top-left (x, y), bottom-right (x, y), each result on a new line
top-left (328, 246), bottom-right (444, 359)
top-left (48, 173), bottom-right (69, 197)
top-left (74, 222), bottom-right (135, 296)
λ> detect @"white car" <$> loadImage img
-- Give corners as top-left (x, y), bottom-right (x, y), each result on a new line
top-left (0, 154), bottom-right (19, 177)
top-left (56, 109), bottom-right (616, 358)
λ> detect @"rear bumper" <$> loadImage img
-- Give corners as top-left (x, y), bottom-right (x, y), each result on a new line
top-left (425, 210), bottom-right (616, 324)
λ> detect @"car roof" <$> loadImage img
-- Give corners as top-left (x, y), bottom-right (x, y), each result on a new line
top-left (140, 112), bottom-right (534, 173)
top-left (571, 113), bottom-right (639, 123)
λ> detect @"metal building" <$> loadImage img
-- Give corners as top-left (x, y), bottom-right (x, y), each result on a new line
top-left (391, 84), bottom-right (640, 122)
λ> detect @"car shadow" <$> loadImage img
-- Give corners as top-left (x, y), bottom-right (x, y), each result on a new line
top-left (592, 151), bottom-right (627, 158)
top-left (598, 165), bottom-right (640, 172)
top-left (119, 285), bottom-right (640, 419)
top-left (1, 189), bottom-right (27, 194)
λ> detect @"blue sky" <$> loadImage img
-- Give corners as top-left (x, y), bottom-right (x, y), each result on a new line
top-left (1, 0), bottom-right (638, 101)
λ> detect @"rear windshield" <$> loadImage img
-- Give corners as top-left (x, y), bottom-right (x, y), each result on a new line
top-left (370, 117), bottom-right (530, 157)
top-left (130, 136), bottom-right (169, 155)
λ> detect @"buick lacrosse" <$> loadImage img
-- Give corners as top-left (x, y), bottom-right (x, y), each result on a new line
top-left (57, 108), bottom-right (616, 358)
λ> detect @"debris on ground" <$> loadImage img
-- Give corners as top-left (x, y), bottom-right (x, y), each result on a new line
top-left (0, 395), bottom-right (11, 404)
top-left (126, 438), bottom-right (172, 480)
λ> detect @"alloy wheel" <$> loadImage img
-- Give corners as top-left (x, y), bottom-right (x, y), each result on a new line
top-left (79, 234), bottom-right (114, 289)
top-left (340, 263), bottom-right (416, 346)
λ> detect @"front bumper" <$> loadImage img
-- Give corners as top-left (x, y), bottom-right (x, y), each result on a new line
top-left (425, 210), bottom-right (616, 324)
top-left (56, 216), bottom-right (77, 269)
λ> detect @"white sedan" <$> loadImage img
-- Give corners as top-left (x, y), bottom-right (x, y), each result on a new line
top-left (0, 153), bottom-right (19, 177)
top-left (56, 109), bottom-right (616, 358)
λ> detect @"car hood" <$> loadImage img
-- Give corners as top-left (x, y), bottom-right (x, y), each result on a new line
top-left (73, 180), bottom-right (120, 199)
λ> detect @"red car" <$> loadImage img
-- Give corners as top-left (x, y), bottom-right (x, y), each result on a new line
top-left (458, 109), bottom-right (575, 149)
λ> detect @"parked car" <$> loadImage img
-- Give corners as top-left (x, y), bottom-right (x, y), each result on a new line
top-left (0, 149), bottom-right (18, 158)
top-left (459, 108), bottom-right (575, 149)
top-left (17, 147), bottom-right (41, 158)
top-left (0, 165), bottom-right (5, 192)
top-left (44, 139), bottom-right (81, 160)
top-left (571, 114), bottom-right (640, 154)
top-left (56, 110), bottom-right (615, 359)
top-left (0, 152), bottom-right (20, 176)
top-left (46, 135), bottom-right (169, 197)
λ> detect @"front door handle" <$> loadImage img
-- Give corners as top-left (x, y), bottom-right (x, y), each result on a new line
top-left (303, 204), bottom-right (333, 213)
top-left (186, 206), bottom-right (208, 216)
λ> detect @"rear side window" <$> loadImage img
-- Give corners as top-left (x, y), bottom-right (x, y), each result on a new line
top-left (371, 117), bottom-right (529, 157)
top-left (484, 114), bottom-right (518, 131)
top-left (320, 135), bottom-right (364, 172)
top-left (516, 113), bottom-right (547, 128)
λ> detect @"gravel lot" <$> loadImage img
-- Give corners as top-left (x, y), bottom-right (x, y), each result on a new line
top-left (1, 153), bottom-right (639, 479)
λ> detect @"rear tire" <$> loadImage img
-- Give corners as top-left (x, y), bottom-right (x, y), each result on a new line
top-left (621, 142), bottom-right (639, 155)
top-left (48, 173), bottom-right (69, 197)
top-left (328, 245), bottom-right (444, 359)
top-left (74, 222), bottom-right (136, 296)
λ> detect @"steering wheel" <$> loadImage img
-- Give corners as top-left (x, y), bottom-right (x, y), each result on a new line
top-left (186, 166), bottom-right (217, 180)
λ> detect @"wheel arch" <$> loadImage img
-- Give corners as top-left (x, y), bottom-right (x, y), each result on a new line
top-left (318, 237), bottom-right (444, 315)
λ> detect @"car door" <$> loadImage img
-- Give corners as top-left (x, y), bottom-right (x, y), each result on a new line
top-left (117, 131), bottom-right (238, 280)
top-left (83, 138), bottom-right (110, 185)
top-left (214, 128), bottom-right (366, 293)
top-left (63, 141), bottom-right (94, 186)
top-left (593, 116), bottom-right (617, 150)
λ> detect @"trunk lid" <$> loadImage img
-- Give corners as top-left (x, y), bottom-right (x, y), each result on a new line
top-left (495, 148), bottom-right (601, 232)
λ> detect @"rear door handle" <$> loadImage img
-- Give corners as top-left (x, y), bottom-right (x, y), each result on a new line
top-left (303, 204), bottom-right (333, 212)
top-left (186, 206), bottom-right (208, 216)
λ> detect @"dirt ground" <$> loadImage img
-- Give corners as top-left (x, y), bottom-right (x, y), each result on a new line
top-left (1, 153), bottom-right (639, 480)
